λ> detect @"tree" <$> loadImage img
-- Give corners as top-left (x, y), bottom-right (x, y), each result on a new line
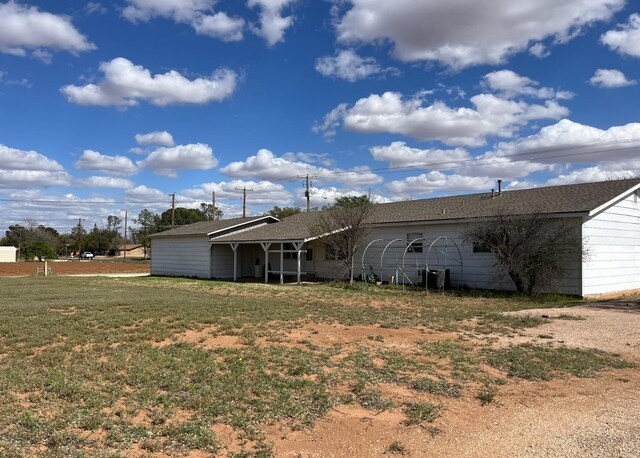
top-left (132, 209), bottom-right (162, 257)
top-left (267, 206), bottom-right (301, 219)
top-left (310, 194), bottom-right (374, 284)
top-left (464, 213), bottom-right (584, 294)
top-left (160, 207), bottom-right (207, 227)
top-left (22, 241), bottom-right (57, 261)
top-left (70, 221), bottom-right (87, 255)
top-left (199, 203), bottom-right (224, 221)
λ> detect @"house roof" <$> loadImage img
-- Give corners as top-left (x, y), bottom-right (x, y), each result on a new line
top-left (367, 178), bottom-right (640, 225)
top-left (150, 215), bottom-right (277, 238)
top-left (211, 179), bottom-right (640, 244)
top-left (212, 212), bottom-right (324, 243)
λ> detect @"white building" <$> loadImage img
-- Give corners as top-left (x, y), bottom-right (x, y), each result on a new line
top-left (150, 179), bottom-right (640, 298)
top-left (0, 246), bottom-right (17, 263)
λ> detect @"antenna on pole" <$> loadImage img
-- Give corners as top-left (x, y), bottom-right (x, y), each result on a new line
top-left (234, 187), bottom-right (254, 218)
top-left (297, 174), bottom-right (317, 212)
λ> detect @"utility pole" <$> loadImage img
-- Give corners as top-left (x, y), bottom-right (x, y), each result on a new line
top-left (297, 174), bottom-right (317, 212)
top-left (170, 193), bottom-right (176, 229)
top-left (234, 187), bottom-right (254, 218)
top-left (212, 191), bottom-right (217, 221)
top-left (123, 210), bottom-right (128, 263)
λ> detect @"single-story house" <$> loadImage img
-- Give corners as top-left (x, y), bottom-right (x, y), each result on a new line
top-left (114, 244), bottom-right (146, 258)
top-left (150, 179), bottom-right (640, 297)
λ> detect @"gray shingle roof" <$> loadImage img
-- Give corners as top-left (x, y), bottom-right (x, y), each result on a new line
top-left (150, 216), bottom-right (275, 238)
top-left (368, 178), bottom-right (640, 225)
top-left (211, 179), bottom-right (640, 243)
top-left (212, 212), bottom-right (323, 243)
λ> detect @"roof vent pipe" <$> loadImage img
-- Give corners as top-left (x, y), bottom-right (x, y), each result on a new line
top-left (497, 179), bottom-right (502, 195)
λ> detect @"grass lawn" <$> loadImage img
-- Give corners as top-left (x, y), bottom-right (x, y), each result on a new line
top-left (0, 277), bottom-right (632, 457)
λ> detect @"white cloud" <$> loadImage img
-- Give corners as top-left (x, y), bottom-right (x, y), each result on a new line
top-left (495, 119), bottom-right (640, 164)
top-left (220, 148), bottom-right (382, 185)
top-left (0, 144), bottom-right (64, 171)
top-left (0, 170), bottom-right (70, 189)
top-left (601, 13), bottom-right (640, 57)
top-left (139, 143), bottom-right (218, 177)
top-left (317, 91), bottom-right (568, 146)
top-left (528, 43), bottom-right (550, 58)
top-left (589, 69), bottom-right (636, 88)
top-left (315, 49), bottom-right (397, 82)
top-left (84, 2), bottom-right (108, 15)
top-left (123, 0), bottom-right (245, 42)
top-left (483, 70), bottom-right (573, 99)
top-left (61, 57), bottom-right (237, 107)
top-left (282, 152), bottom-right (335, 167)
top-left (135, 131), bottom-right (175, 147)
top-left (299, 186), bottom-right (390, 207)
top-left (336, 0), bottom-right (624, 69)
top-left (0, 1), bottom-right (95, 59)
top-left (546, 163), bottom-right (640, 186)
top-left (312, 103), bottom-right (348, 139)
top-left (386, 171), bottom-right (495, 196)
top-left (75, 150), bottom-right (138, 176)
top-left (182, 179), bottom-right (293, 206)
top-left (248, 0), bottom-right (296, 46)
top-left (82, 176), bottom-right (134, 189)
top-left (371, 141), bottom-right (471, 168)
top-left (125, 185), bottom-right (168, 203)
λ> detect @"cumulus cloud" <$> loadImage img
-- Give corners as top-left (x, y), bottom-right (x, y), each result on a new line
top-left (61, 57), bottom-right (237, 107)
top-left (281, 152), bottom-right (335, 167)
top-left (371, 142), bottom-right (471, 168)
top-left (494, 119), bottom-right (640, 164)
top-left (0, 170), bottom-right (70, 189)
top-left (138, 143), bottom-right (218, 177)
top-left (75, 150), bottom-right (138, 176)
top-left (248, 0), bottom-right (296, 46)
top-left (335, 0), bottom-right (624, 69)
top-left (601, 13), bottom-right (640, 57)
top-left (135, 131), bottom-right (175, 147)
top-left (182, 179), bottom-right (293, 206)
top-left (316, 91), bottom-right (568, 146)
top-left (386, 171), bottom-right (495, 197)
top-left (125, 185), bottom-right (170, 210)
top-left (483, 70), bottom-right (573, 99)
top-left (315, 49), bottom-right (397, 82)
top-left (220, 148), bottom-right (382, 185)
top-left (123, 0), bottom-right (245, 42)
top-left (82, 176), bottom-right (134, 189)
top-left (546, 163), bottom-right (640, 186)
top-left (0, 144), bottom-right (64, 171)
top-left (0, 1), bottom-right (95, 59)
top-left (589, 69), bottom-right (636, 88)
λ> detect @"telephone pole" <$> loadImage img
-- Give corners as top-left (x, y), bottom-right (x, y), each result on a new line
top-left (170, 193), bottom-right (176, 228)
top-left (297, 174), bottom-right (317, 212)
top-left (123, 210), bottom-right (128, 263)
top-left (234, 187), bottom-right (254, 218)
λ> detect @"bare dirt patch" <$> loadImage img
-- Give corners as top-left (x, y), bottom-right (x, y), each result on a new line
top-left (500, 304), bottom-right (640, 359)
top-left (0, 260), bottom-right (149, 277)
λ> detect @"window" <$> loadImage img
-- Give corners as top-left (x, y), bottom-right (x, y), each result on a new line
top-left (324, 241), bottom-right (346, 261)
top-left (472, 242), bottom-right (492, 253)
top-left (282, 243), bottom-right (295, 260)
top-left (407, 233), bottom-right (423, 253)
top-left (305, 247), bottom-right (313, 261)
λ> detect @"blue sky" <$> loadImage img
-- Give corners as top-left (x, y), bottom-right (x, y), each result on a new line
top-left (1, 0), bottom-right (640, 234)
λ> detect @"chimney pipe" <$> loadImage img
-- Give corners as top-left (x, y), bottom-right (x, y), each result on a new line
top-left (497, 179), bottom-right (502, 195)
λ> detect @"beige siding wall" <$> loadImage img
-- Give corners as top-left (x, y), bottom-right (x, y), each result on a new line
top-left (151, 237), bottom-right (211, 278)
top-left (0, 247), bottom-right (17, 263)
top-left (582, 192), bottom-right (640, 296)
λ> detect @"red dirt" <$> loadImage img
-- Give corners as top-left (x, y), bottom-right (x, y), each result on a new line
top-left (0, 260), bottom-right (149, 276)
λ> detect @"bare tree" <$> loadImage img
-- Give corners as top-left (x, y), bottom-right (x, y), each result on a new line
top-left (310, 195), bottom-right (374, 283)
top-left (465, 213), bottom-right (584, 294)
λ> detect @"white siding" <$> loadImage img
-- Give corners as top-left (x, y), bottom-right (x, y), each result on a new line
top-left (311, 221), bottom-right (582, 294)
top-left (582, 192), bottom-right (640, 296)
top-left (0, 247), bottom-right (17, 262)
top-left (151, 237), bottom-right (211, 278)
top-left (211, 244), bottom-right (235, 279)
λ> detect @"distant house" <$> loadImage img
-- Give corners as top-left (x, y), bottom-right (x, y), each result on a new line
top-left (114, 244), bottom-right (146, 258)
top-left (150, 179), bottom-right (640, 298)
